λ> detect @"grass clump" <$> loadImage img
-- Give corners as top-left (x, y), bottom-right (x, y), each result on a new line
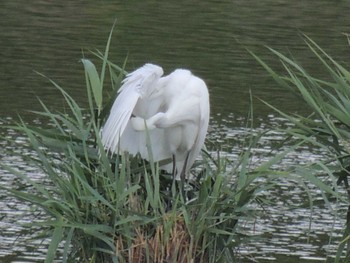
top-left (1, 103), bottom-right (269, 263)
top-left (0, 27), bottom-right (290, 262)
top-left (2, 27), bottom-right (342, 262)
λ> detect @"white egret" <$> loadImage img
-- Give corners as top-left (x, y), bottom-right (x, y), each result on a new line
top-left (101, 63), bottom-right (210, 180)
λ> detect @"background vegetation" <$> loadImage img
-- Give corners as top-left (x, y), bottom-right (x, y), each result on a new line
top-left (1, 29), bottom-right (349, 262)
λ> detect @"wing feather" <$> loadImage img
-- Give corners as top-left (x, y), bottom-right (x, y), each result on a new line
top-left (101, 64), bottom-right (164, 154)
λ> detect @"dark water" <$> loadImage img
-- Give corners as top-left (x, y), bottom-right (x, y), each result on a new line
top-left (1, 0), bottom-right (350, 119)
top-left (1, 0), bottom-right (349, 262)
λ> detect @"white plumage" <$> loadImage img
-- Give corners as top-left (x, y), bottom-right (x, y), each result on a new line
top-left (101, 63), bottom-right (210, 179)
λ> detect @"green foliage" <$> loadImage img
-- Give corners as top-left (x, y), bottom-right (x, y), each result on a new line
top-left (1, 81), bottom-right (277, 262)
top-left (4, 24), bottom-right (347, 262)
top-left (252, 34), bottom-right (350, 262)
top-left (0, 25), bottom-right (306, 262)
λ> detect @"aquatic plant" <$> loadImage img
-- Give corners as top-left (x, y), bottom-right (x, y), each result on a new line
top-left (0, 26), bottom-right (298, 262)
top-left (251, 35), bottom-right (350, 262)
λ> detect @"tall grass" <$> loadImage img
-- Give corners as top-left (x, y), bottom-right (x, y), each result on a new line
top-left (1, 27), bottom-right (343, 262)
top-left (1, 62), bottom-right (278, 262)
top-left (251, 34), bottom-right (350, 262)
top-left (0, 26), bottom-right (261, 262)
top-left (0, 66), bottom-right (271, 262)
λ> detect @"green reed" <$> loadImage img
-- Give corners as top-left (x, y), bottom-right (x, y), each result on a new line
top-left (252, 34), bottom-right (350, 263)
top-left (0, 27), bottom-right (340, 262)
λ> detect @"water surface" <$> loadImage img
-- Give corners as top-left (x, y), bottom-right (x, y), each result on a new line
top-left (1, 0), bottom-right (350, 119)
top-left (1, 1), bottom-right (349, 262)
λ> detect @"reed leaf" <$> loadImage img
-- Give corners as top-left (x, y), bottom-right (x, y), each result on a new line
top-left (253, 35), bottom-right (350, 261)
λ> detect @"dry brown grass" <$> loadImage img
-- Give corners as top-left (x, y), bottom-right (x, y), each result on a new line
top-left (115, 213), bottom-right (204, 263)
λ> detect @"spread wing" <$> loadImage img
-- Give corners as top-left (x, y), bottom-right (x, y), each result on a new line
top-left (101, 63), bottom-right (164, 154)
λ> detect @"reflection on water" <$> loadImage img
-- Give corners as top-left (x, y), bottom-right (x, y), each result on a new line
top-left (210, 115), bottom-right (347, 262)
top-left (0, 121), bottom-right (47, 262)
top-left (0, 116), bottom-right (346, 262)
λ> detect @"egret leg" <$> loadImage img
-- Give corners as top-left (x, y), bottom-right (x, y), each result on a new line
top-left (172, 154), bottom-right (176, 178)
top-left (180, 151), bottom-right (190, 182)
top-left (171, 154), bottom-right (177, 199)
top-left (178, 151), bottom-right (190, 199)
